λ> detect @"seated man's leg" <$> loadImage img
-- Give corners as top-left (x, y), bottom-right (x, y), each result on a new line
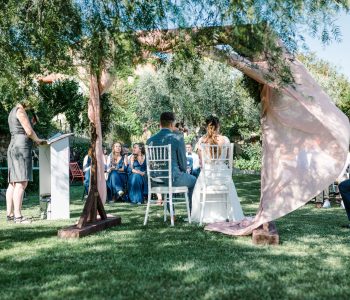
top-left (192, 168), bottom-right (200, 178)
top-left (339, 179), bottom-right (350, 221)
top-left (173, 172), bottom-right (197, 211)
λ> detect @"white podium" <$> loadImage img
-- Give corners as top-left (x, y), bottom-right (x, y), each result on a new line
top-left (39, 133), bottom-right (73, 220)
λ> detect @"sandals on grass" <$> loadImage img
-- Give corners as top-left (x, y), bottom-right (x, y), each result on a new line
top-left (14, 216), bottom-right (32, 224)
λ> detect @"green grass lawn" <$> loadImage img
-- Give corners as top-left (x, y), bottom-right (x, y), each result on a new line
top-left (1, 174), bottom-right (350, 300)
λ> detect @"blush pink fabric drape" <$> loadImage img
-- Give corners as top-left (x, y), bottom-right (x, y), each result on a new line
top-left (206, 50), bottom-right (350, 236)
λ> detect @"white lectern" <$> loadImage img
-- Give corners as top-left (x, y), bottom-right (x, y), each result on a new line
top-left (39, 133), bottom-right (74, 220)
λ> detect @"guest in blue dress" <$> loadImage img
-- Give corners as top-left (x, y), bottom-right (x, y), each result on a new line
top-left (106, 142), bottom-right (128, 202)
top-left (83, 147), bottom-right (93, 196)
top-left (128, 143), bottom-right (148, 204)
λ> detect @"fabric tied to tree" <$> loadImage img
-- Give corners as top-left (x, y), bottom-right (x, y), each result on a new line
top-left (206, 49), bottom-right (350, 235)
top-left (88, 74), bottom-right (107, 204)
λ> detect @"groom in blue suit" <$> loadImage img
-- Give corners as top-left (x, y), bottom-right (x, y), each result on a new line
top-left (146, 112), bottom-right (197, 210)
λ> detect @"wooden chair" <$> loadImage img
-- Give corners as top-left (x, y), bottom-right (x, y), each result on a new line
top-left (199, 143), bottom-right (234, 225)
top-left (144, 144), bottom-right (191, 226)
top-left (69, 162), bottom-right (84, 184)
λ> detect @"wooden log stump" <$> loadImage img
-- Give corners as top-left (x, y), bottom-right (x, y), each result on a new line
top-left (252, 222), bottom-right (279, 245)
top-left (58, 216), bottom-right (121, 239)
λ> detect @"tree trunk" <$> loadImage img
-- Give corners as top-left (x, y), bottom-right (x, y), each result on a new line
top-left (77, 73), bottom-right (107, 228)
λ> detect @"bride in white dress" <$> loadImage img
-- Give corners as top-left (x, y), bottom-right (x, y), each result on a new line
top-left (191, 116), bottom-right (245, 224)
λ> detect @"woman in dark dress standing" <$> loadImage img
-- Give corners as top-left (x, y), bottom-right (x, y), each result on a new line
top-left (6, 102), bottom-right (45, 224)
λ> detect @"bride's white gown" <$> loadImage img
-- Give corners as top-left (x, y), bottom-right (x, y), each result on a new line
top-left (191, 138), bottom-right (245, 224)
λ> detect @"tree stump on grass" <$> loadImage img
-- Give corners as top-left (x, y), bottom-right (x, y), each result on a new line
top-left (252, 222), bottom-right (279, 245)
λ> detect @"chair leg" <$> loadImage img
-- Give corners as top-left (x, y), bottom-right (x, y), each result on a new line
top-left (143, 193), bottom-right (152, 226)
top-left (185, 192), bottom-right (191, 224)
top-left (226, 193), bottom-right (229, 222)
top-left (163, 193), bottom-right (167, 222)
top-left (200, 192), bottom-right (206, 226)
top-left (169, 193), bottom-right (174, 226)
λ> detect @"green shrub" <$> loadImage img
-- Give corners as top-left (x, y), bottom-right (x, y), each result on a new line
top-left (70, 138), bottom-right (91, 167)
top-left (184, 132), bottom-right (197, 145)
top-left (0, 169), bottom-right (4, 188)
top-left (0, 169), bottom-right (39, 192)
top-left (234, 142), bottom-right (262, 171)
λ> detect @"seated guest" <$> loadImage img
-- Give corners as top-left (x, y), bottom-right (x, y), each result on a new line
top-left (141, 125), bottom-right (152, 144)
top-left (186, 154), bottom-right (193, 174)
top-left (83, 147), bottom-right (93, 196)
top-left (146, 112), bottom-right (196, 211)
top-left (102, 147), bottom-right (109, 166)
top-left (128, 143), bottom-right (148, 204)
top-left (186, 143), bottom-right (200, 178)
top-left (106, 142), bottom-right (128, 202)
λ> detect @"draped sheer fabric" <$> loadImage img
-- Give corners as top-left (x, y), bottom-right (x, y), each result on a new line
top-left (206, 49), bottom-right (350, 236)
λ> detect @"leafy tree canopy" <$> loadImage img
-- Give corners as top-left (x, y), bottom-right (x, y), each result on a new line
top-left (0, 0), bottom-right (349, 139)
top-left (298, 53), bottom-right (350, 108)
top-left (1, 1), bottom-right (349, 91)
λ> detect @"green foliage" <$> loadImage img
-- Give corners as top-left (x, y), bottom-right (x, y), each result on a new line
top-left (135, 58), bottom-right (261, 139)
top-left (235, 143), bottom-right (262, 171)
top-left (0, 102), bottom-right (9, 135)
top-left (338, 90), bottom-right (350, 120)
top-left (36, 80), bottom-right (88, 136)
top-left (0, 0), bottom-right (81, 102)
top-left (184, 132), bottom-right (197, 145)
top-left (0, 169), bottom-right (39, 192)
top-left (70, 138), bottom-right (91, 166)
top-left (299, 53), bottom-right (350, 119)
top-left (0, 169), bottom-right (3, 187)
top-left (0, 79), bottom-right (89, 138)
top-left (100, 93), bottom-right (113, 140)
top-left (299, 53), bottom-right (350, 105)
top-left (106, 81), bottom-right (144, 145)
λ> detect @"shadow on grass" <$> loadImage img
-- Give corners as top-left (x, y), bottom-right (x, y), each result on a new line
top-left (0, 225), bottom-right (58, 250)
top-left (1, 176), bottom-right (350, 299)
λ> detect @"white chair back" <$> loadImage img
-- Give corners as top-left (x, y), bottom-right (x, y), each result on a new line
top-left (144, 144), bottom-right (191, 226)
top-left (200, 143), bottom-right (234, 186)
top-left (145, 144), bottom-right (172, 191)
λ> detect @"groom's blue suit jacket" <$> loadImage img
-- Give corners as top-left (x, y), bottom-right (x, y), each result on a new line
top-left (146, 128), bottom-right (187, 179)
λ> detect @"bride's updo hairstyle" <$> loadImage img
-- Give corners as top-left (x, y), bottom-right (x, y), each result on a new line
top-left (203, 115), bottom-right (221, 158)
top-left (203, 115), bottom-right (220, 145)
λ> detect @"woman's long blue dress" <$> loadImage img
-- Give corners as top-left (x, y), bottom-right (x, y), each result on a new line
top-left (83, 156), bottom-right (91, 195)
top-left (128, 158), bottom-right (148, 204)
top-left (107, 155), bottom-right (128, 200)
